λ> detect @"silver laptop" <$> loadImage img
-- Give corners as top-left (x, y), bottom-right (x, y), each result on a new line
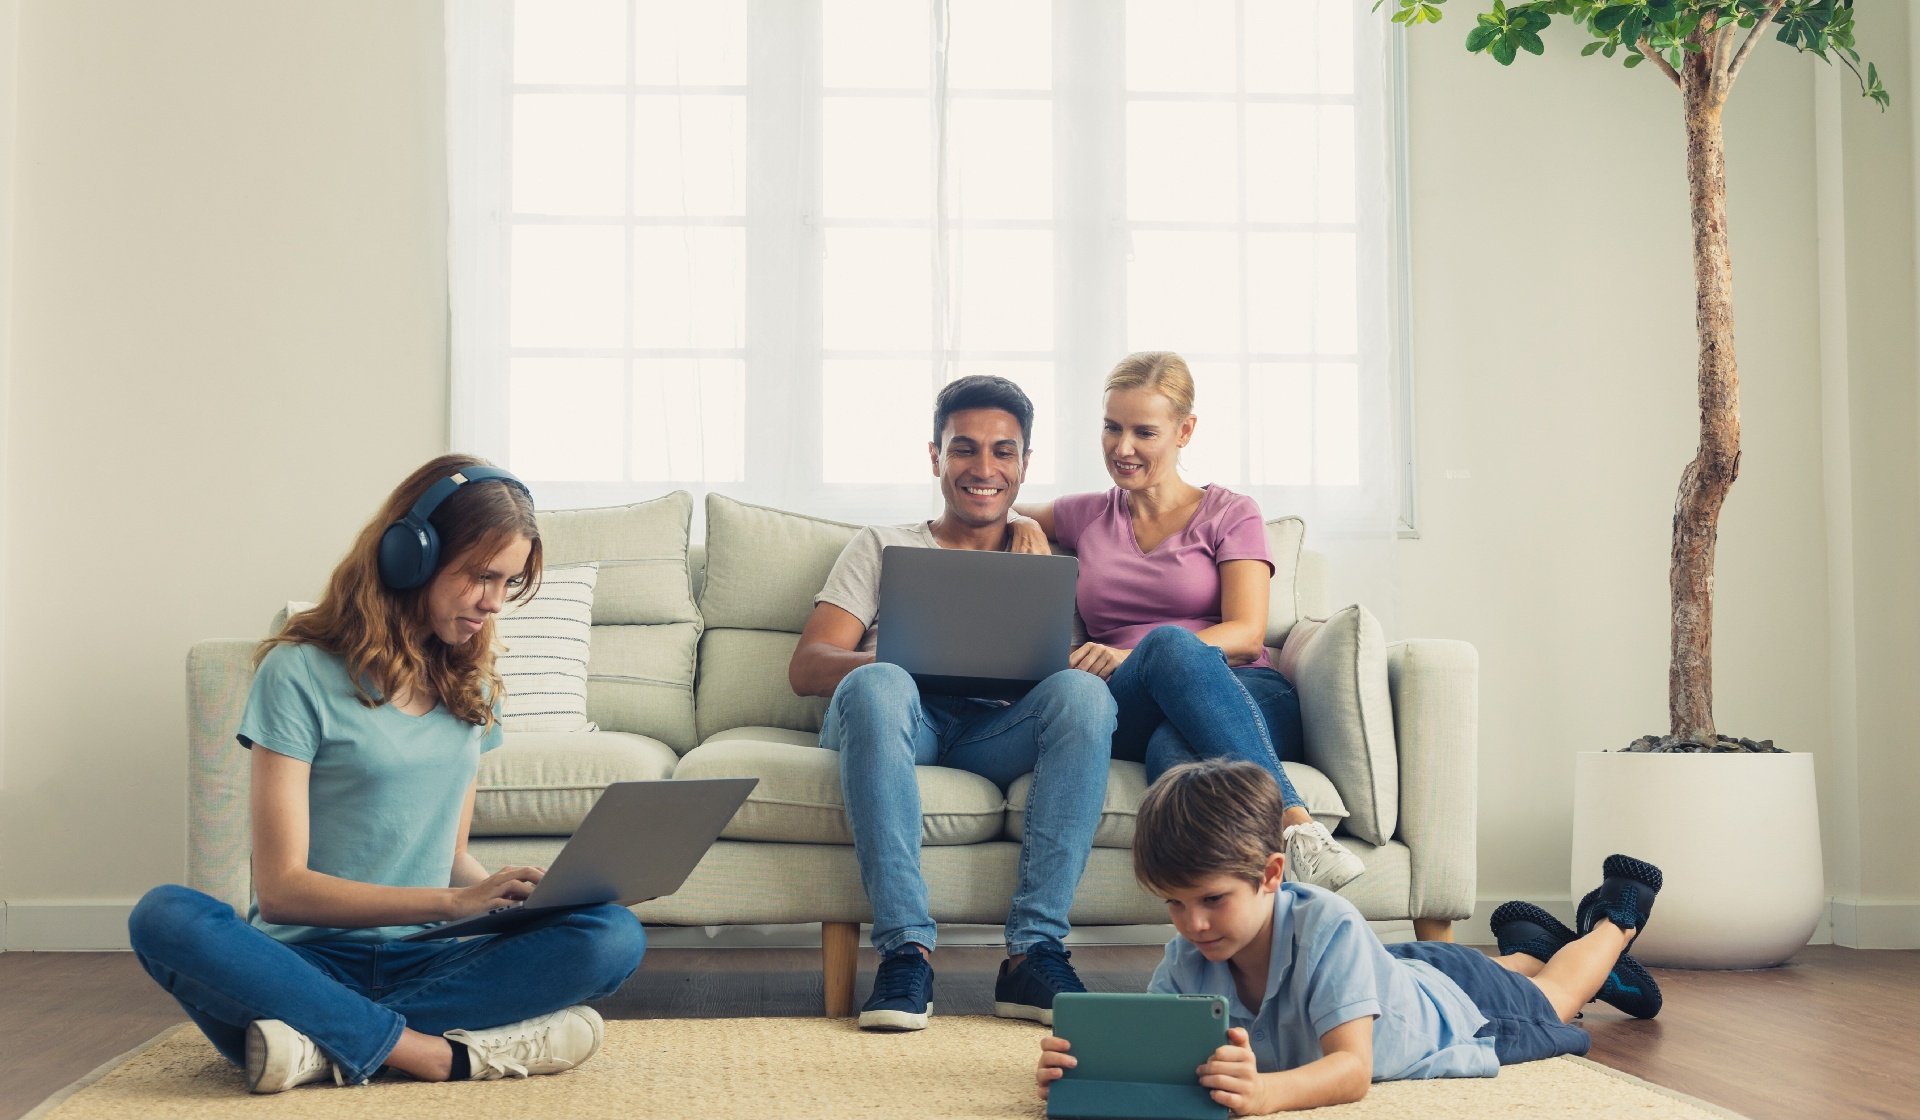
top-left (875, 545), bottom-right (1078, 700)
top-left (400, 777), bottom-right (756, 941)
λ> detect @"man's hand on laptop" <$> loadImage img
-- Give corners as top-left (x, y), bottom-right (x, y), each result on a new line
top-left (450, 865), bottom-right (545, 919)
top-left (1069, 641), bottom-right (1130, 681)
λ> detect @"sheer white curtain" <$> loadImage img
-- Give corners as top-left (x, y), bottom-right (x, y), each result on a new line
top-left (449, 0), bottom-right (1410, 535)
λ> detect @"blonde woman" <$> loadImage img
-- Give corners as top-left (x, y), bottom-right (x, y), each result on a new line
top-left (128, 455), bottom-right (644, 1092)
top-left (1014, 352), bottom-right (1364, 890)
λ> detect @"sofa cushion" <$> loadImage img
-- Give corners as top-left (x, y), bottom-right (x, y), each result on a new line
top-left (695, 628), bottom-right (826, 741)
top-left (698, 494), bottom-right (860, 632)
top-left (496, 562), bottom-right (598, 733)
top-left (1263, 516), bottom-right (1306, 646)
top-left (472, 730), bottom-right (679, 835)
top-left (674, 731), bottom-right (1005, 845)
top-left (1275, 604), bottom-right (1398, 846)
top-left (1004, 759), bottom-right (1348, 850)
top-left (537, 493), bottom-right (698, 625)
top-left (537, 494), bottom-right (701, 752)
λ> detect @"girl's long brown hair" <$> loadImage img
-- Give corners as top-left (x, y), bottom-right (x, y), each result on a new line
top-left (258, 454), bottom-right (543, 727)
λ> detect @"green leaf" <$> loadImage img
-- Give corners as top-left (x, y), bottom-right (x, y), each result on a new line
top-left (1602, 41), bottom-right (1618, 57)
top-left (1465, 24), bottom-right (1500, 51)
top-left (1492, 36), bottom-right (1519, 65)
top-left (1518, 29), bottom-right (1546, 54)
top-left (1581, 39), bottom-right (1604, 55)
top-left (1593, 5), bottom-right (1631, 32)
top-left (1623, 51), bottom-right (1644, 67)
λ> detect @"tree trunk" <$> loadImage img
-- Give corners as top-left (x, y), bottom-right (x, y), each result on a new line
top-left (1670, 52), bottom-right (1741, 744)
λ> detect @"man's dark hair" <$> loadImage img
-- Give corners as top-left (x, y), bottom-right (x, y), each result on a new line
top-left (932, 375), bottom-right (1034, 450)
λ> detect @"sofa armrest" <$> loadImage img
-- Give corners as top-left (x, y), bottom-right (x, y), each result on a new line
top-left (187, 640), bottom-right (258, 914)
top-left (1387, 638), bottom-right (1478, 921)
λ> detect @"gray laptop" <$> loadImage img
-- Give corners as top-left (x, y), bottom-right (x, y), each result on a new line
top-left (400, 777), bottom-right (756, 941)
top-left (875, 545), bottom-right (1078, 700)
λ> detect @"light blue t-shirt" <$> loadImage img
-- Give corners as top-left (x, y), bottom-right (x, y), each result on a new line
top-left (237, 642), bottom-right (504, 944)
top-left (1149, 883), bottom-right (1499, 1081)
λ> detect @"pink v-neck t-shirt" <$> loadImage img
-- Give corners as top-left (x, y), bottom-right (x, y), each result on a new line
top-left (1053, 484), bottom-right (1276, 669)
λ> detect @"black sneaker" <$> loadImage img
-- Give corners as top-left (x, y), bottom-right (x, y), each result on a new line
top-left (993, 939), bottom-right (1086, 1026)
top-left (1595, 952), bottom-right (1663, 1019)
top-left (1577, 854), bottom-right (1663, 948)
top-left (1492, 899), bottom-right (1661, 1018)
top-left (858, 946), bottom-right (934, 1031)
top-left (1489, 900), bottom-right (1576, 963)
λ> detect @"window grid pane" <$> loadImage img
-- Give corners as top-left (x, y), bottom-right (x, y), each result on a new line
top-left (474, 0), bottom-right (1397, 518)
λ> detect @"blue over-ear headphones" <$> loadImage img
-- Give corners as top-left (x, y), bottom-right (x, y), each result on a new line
top-left (376, 466), bottom-right (533, 590)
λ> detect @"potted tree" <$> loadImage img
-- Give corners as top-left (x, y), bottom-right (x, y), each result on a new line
top-left (1384, 0), bottom-right (1888, 967)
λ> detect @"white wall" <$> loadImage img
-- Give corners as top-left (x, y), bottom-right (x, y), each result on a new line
top-left (2, 3), bottom-right (1914, 947)
top-left (0, 0), bottom-right (449, 942)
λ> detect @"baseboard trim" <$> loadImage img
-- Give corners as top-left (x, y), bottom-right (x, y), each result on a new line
top-left (1829, 900), bottom-right (1920, 949)
top-left (1, 901), bottom-right (134, 951)
top-left (11, 898), bottom-right (1908, 952)
top-left (1461, 895), bottom-right (1920, 952)
top-left (1461, 897), bottom-right (1841, 950)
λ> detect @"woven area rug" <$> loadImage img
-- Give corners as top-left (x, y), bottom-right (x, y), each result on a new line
top-left (29, 1017), bottom-right (1750, 1120)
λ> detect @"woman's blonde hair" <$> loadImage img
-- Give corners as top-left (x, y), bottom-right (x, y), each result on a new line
top-left (258, 454), bottom-right (542, 728)
top-left (1104, 351), bottom-right (1196, 418)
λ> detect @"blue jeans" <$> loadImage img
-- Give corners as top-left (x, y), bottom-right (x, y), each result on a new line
top-left (818, 663), bottom-right (1116, 956)
top-left (1105, 625), bottom-right (1307, 810)
top-left (128, 885), bottom-right (646, 1084)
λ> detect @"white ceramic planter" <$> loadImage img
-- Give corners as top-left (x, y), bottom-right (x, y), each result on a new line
top-left (1571, 751), bottom-right (1822, 969)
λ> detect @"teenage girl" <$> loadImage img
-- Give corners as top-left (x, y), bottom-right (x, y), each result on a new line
top-left (129, 454), bottom-right (644, 1092)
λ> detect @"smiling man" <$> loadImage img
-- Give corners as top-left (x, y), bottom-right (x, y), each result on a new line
top-left (788, 375), bottom-right (1117, 1033)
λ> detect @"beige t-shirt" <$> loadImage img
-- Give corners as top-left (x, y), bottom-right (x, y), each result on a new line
top-left (814, 522), bottom-right (946, 654)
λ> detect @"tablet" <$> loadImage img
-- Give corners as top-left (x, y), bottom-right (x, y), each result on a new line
top-left (1046, 992), bottom-right (1230, 1120)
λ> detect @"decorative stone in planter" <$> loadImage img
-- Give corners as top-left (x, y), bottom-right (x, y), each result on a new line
top-left (1571, 751), bottom-right (1823, 969)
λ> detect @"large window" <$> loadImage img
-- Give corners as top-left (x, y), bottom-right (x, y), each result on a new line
top-left (449, 0), bottom-right (1410, 530)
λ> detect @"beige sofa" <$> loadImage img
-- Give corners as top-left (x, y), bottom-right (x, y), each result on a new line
top-left (186, 492), bottom-right (1478, 1015)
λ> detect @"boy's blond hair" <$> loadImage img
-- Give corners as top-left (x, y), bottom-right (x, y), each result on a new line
top-left (1132, 760), bottom-right (1289, 893)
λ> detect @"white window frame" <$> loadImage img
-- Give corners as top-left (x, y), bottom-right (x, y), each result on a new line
top-left (448, 0), bottom-right (1417, 533)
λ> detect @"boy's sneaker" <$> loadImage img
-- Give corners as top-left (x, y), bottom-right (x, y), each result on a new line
top-left (1595, 952), bottom-right (1663, 1019)
top-left (993, 939), bottom-right (1086, 1026)
top-left (1577, 854), bottom-right (1663, 948)
top-left (1489, 900), bottom-right (1576, 963)
top-left (858, 946), bottom-right (934, 1031)
top-left (444, 1005), bottom-right (604, 1080)
top-left (1492, 899), bottom-right (1661, 1018)
top-left (1283, 820), bottom-right (1366, 892)
top-left (245, 1019), bottom-right (344, 1093)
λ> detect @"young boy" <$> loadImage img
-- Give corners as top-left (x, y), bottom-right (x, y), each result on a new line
top-left (1036, 760), bottom-right (1664, 1115)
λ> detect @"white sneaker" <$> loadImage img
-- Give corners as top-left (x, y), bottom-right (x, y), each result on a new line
top-left (445, 1005), bottom-right (605, 1081)
top-left (1284, 820), bottom-right (1366, 892)
top-left (245, 1019), bottom-right (344, 1093)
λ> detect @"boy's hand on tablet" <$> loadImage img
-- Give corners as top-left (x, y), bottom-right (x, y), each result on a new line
top-left (1198, 1028), bottom-right (1271, 1116)
top-left (1035, 1035), bottom-right (1075, 1099)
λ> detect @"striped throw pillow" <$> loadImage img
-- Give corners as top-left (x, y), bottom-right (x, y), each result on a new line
top-left (496, 562), bottom-right (599, 733)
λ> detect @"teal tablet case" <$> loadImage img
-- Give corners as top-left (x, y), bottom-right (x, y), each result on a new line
top-left (1046, 992), bottom-right (1230, 1120)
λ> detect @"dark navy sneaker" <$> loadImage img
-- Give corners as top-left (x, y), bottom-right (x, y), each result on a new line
top-left (1577, 854), bottom-right (1663, 948)
top-left (993, 939), bottom-right (1086, 1026)
top-left (1494, 899), bottom-right (1660, 1018)
top-left (1596, 952), bottom-right (1663, 1019)
top-left (857, 946), bottom-right (934, 1031)
top-left (1490, 900), bottom-right (1577, 963)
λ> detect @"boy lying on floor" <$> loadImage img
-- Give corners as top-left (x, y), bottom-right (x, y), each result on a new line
top-left (1036, 759), bottom-right (1663, 1115)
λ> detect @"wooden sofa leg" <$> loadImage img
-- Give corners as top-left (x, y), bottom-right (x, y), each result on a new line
top-left (1413, 918), bottom-right (1454, 943)
top-left (822, 921), bottom-right (859, 1018)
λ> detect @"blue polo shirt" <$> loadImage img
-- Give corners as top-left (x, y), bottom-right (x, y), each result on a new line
top-left (1149, 883), bottom-right (1499, 1080)
top-left (237, 642), bottom-right (504, 944)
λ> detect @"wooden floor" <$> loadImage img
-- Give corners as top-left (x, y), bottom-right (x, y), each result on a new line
top-left (3, 944), bottom-right (1914, 1120)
